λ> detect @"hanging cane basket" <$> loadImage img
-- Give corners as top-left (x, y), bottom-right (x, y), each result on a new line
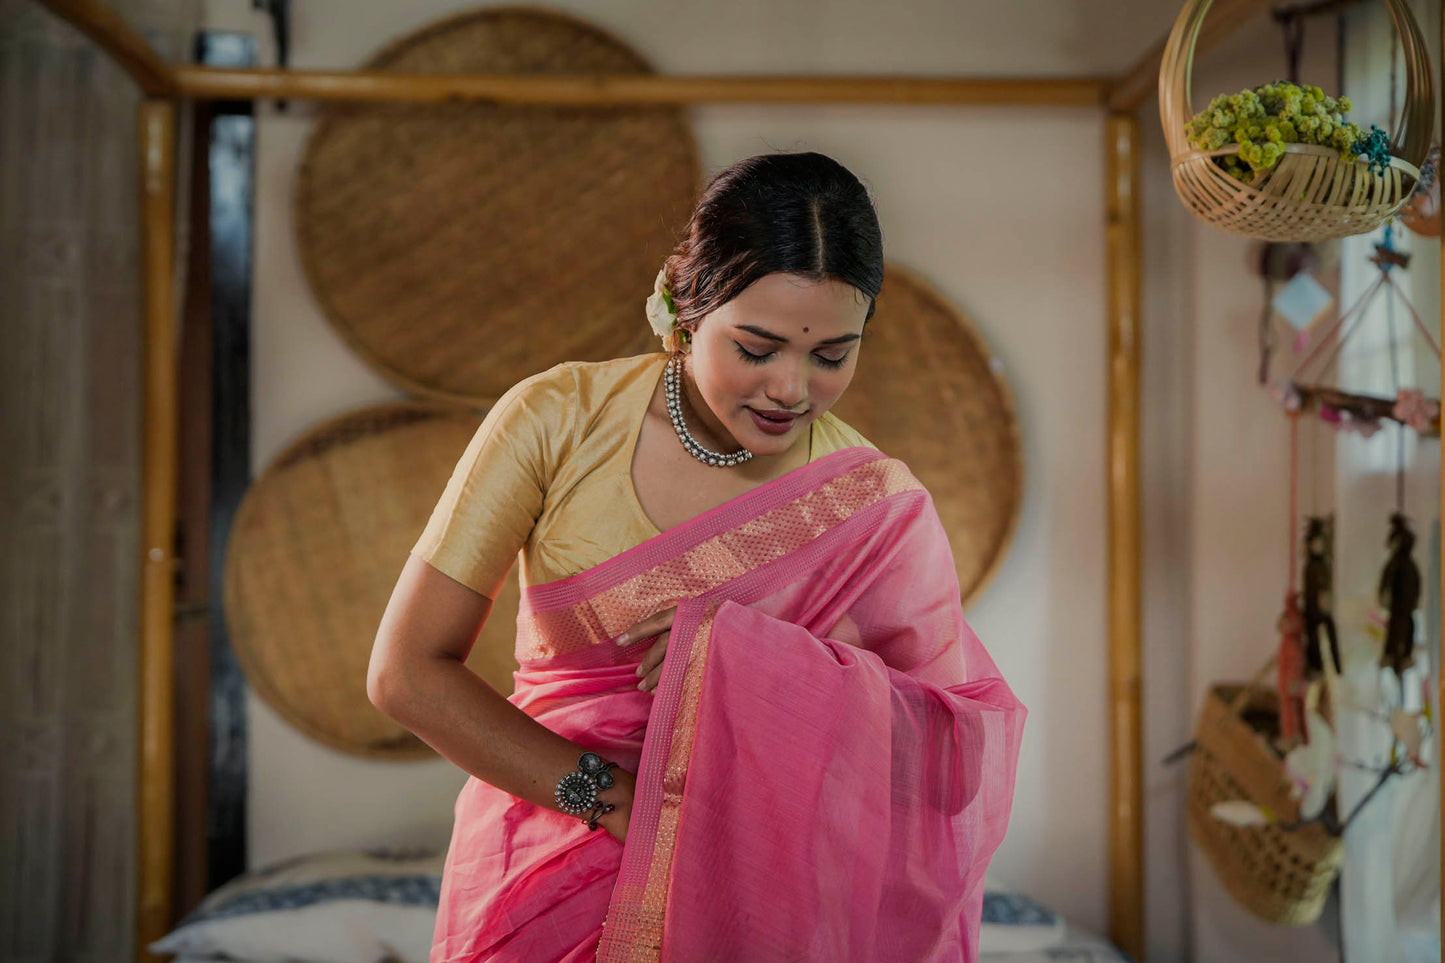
top-left (1185, 682), bottom-right (1344, 925)
top-left (1160, 0), bottom-right (1434, 241)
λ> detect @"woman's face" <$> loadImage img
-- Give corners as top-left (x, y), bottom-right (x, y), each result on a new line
top-left (684, 272), bottom-right (870, 458)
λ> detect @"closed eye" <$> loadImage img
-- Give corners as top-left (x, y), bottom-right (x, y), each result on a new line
top-left (734, 342), bottom-right (772, 365)
top-left (734, 341), bottom-right (851, 369)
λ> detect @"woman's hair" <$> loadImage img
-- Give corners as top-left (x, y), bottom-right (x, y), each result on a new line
top-left (662, 151), bottom-right (884, 328)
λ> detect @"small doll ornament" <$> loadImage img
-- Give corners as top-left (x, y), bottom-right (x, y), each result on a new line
top-left (1378, 512), bottom-right (1422, 678)
top-left (1301, 515), bottom-right (1340, 678)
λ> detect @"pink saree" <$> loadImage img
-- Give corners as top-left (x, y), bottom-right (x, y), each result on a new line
top-left (429, 447), bottom-right (1026, 963)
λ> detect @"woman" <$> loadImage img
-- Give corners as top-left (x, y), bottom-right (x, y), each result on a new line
top-left (368, 151), bottom-right (1025, 962)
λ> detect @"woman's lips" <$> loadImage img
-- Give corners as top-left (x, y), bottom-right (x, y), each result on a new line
top-left (746, 407), bottom-right (801, 435)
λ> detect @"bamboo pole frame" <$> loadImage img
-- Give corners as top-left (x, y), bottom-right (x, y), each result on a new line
top-left (172, 66), bottom-right (1110, 106)
top-left (1105, 113), bottom-right (1144, 957)
top-left (135, 96), bottom-right (178, 961)
top-left (37, 0), bottom-right (177, 96)
top-left (35, 2), bottom-right (1426, 962)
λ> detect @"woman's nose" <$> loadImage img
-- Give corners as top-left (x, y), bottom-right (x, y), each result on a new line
top-left (765, 359), bottom-right (807, 409)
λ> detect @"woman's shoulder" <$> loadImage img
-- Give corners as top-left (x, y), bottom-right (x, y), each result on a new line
top-left (812, 410), bottom-right (877, 456)
top-left (564, 352), bottom-right (668, 393)
top-left (498, 353), bottom-right (663, 415)
top-left (490, 353), bottom-right (664, 457)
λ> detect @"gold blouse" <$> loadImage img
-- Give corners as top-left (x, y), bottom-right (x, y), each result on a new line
top-left (410, 351), bottom-right (875, 597)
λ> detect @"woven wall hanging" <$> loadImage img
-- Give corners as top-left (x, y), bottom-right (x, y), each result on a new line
top-left (295, 6), bottom-right (700, 405)
top-left (223, 402), bottom-right (523, 760)
top-left (830, 263), bottom-right (1023, 605)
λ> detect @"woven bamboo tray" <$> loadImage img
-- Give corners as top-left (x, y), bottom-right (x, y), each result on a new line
top-left (1159, 0), bottom-right (1433, 241)
top-left (222, 402), bottom-right (523, 760)
top-left (829, 263), bottom-right (1022, 605)
top-left (295, 6), bottom-right (697, 406)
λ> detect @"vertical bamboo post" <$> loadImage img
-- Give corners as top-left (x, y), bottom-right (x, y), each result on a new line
top-left (136, 97), bottom-right (178, 963)
top-left (1438, 0), bottom-right (1443, 941)
top-left (1105, 111), bottom-right (1144, 961)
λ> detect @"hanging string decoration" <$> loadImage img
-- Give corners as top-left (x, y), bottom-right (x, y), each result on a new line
top-left (1264, 223), bottom-right (1441, 436)
top-left (1278, 416), bottom-right (1310, 745)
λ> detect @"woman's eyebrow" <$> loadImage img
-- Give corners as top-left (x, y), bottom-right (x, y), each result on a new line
top-left (736, 323), bottom-right (861, 346)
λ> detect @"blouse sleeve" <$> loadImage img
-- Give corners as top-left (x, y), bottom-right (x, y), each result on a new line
top-left (409, 364), bottom-right (578, 599)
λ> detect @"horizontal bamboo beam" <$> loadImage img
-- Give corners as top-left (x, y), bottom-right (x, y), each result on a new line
top-left (35, 0), bottom-right (176, 96)
top-left (173, 66), bottom-right (1110, 106)
top-left (1106, 0), bottom-right (1278, 112)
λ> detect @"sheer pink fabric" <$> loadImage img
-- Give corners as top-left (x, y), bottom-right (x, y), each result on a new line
top-left (429, 448), bottom-right (1025, 963)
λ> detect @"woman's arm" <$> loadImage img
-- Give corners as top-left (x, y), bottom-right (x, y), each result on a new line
top-left (367, 553), bottom-right (634, 839)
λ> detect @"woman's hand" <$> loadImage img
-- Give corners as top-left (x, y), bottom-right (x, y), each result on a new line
top-left (594, 766), bottom-right (636, 843)
top-left (616, 606), bottom-right (677, 693)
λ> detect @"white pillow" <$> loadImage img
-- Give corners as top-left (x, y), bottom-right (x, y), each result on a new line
top-left (978, 877), bottom-right (1067, 954)
top-left (149, 847), bottom-right (443, 963)
top-left (155, 850), bottom-right (1065, 960)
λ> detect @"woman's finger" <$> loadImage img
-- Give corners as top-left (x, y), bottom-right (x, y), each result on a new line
top-left (635, 633), bottom-right (670, 683)
top-left (616, 605), bottom-right (677, 646)
top-left (639, 664), bottom-right (664, 692)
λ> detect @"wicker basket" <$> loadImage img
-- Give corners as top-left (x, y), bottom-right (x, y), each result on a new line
top-left (1159, 0), bottom-right (1434, 241)
top-left (294, 6), bottom-right (697, 406)
top-left (827, 264), bottom-right (1022, 607)
top-left (1185, 682), bottom-right (1344, 925)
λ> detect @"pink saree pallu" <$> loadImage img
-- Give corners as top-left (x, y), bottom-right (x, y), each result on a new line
top-left (429, 447), bottom-right (1026, 963)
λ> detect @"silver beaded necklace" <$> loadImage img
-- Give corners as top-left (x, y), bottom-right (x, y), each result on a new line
top-left (664, 354), bottom-right (754, 468)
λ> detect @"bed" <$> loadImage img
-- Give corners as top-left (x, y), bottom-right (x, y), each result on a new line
top-left (148, 848), bottom-right (1130, 963)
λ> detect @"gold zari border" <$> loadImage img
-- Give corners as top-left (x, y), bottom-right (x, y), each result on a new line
top-left (517, 457), bottom-right (921, 662)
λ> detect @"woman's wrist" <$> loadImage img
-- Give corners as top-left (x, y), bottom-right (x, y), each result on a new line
top-left (594, 769), bottom-right (635, 839)
top-left (595, 796), bottom-right (631, 834)
top-left (554, 750), bottom-right (633, 832)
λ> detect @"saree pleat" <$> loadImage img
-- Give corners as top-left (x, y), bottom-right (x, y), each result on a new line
top-left (429, 448), bottom-right (1025, 963)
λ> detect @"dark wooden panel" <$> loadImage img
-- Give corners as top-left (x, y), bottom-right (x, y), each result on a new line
top-left (0, 2), bottom-right (193, 956)
top-left (198, 30), bottom-right (256, 893)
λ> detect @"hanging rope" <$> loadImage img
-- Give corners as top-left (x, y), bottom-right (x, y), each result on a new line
top-left (1259, 277), bottom-right (1277, 385)
top-left (1383, 0), bottom-right (1405, 513)
top-left (1290, 273), bottom-right (1389, 382)
top-left (1289, 413), bottom-right (1301, 594)
top-left (1310, 402), bottom-right (1322, 515)
top-left (1380, 273), bottom-right (1443, 355)
top-left (1385, 250), bottom-right (1406, 511)
top-left (1282, 12), bottom-right (1304, 84)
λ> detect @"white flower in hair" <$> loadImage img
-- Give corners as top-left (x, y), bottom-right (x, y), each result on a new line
top-left (645, 267), bottom-right (680, 344)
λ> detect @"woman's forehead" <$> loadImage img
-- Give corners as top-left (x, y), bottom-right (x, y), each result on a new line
top-left (719, 273), bottom-right (868, 333)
